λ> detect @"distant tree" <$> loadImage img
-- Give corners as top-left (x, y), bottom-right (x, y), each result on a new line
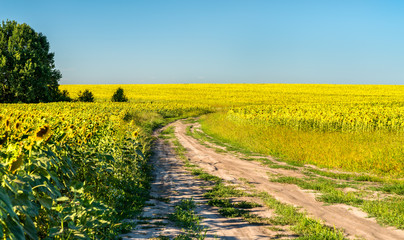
top-left (111, 87), bottom-right (128, 102)
top-left (57, 90), bottom-right (72, 102)
top-left (77, 89), bottom-right (94, 102)
top-left (0, 20), bottom-right (63, 103)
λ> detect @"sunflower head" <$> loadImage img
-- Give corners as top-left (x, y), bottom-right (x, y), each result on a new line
top-left (14, 122), bottom-right (21, 131)
top-left (132, 130), bottom-right (139, 138)
top-left (35, 125), bottom-right (52, 142)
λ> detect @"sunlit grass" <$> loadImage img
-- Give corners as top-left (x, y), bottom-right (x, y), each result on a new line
top-left (200, 113), bottom-right (404, 177)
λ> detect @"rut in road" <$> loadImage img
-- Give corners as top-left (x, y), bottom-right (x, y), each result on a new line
top-left (172, 120), bottom-right (404, 240)
top-left (121, 126), bottom-right (293, 239)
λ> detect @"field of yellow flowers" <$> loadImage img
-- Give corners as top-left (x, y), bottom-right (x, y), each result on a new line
top-left (62, 83), bottom-right (404, 176)
top-left (0, 101), bottom-right (210, 239)
top-left (1, 83), bottom-right (403, 238)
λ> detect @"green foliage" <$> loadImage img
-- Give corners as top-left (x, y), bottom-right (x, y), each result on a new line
top-left (77, 89), bottom-right (94, 102)
top-left (111, 87), bottom-right (128, 102)
top-left (379, 183), bottom-right (404, 195)
top-left (169, 199), bottom-right (206, 239)
top-left (0, 102), bottom-right (211, 239)
top-left (0, 20), bottom-right (63, 103)
top-left (56, 89), bottom-right (72, 102)
top-left (0, 103), bottom-right (152, 239)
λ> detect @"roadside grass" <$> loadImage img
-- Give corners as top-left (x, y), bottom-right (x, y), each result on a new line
top-left (186, 121), bottom-right (303, 169)
top-left (306, 168), bottom-right (385, 183)
top-left (160, 126), bottom-right (175, 139)
top-left (167, 122), bottom-right (349, 239)
top-left (258, 192), bottom-right (346, 240)
top-left (270, 176), bottom-right (404, 229)
top-left (185, 122), bottom-right (255, 156)
top-left (377, 183), bottom-right (404, 195)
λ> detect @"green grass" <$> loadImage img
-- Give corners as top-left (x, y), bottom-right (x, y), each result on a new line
top-left (203, 183), bottom-right (248, 199)
top-left (169, 199), bottom-right (200, 229)
top-left (361, 197), bottom-right (404, 229)
top-left (191, 168), bottom-right (222, 183)
top-left (307, 168), bottom-right (385, 183)
top-left (377, 183), bottom-right (404, 195)
top-left (159, 126), bottom-right (175, 139)
top-left (169, 198), bottom-right (207, 239)
top-left (271, 176), bottom-right (404, 229)
top-left (258, 192), bottom-right (346, 240)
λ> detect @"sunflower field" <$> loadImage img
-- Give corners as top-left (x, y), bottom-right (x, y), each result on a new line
top-left (0, 102), bottom-right (210, 239)
top-left (1, 83), bottom-right (403, 238)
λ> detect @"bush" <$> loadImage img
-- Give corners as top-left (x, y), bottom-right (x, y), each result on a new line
top-left (56, 89), bottom-right (72, 102)
top-left (77, 89), bottom-right (94, 102)
top-left (111, 87), bottom-right (128, 102)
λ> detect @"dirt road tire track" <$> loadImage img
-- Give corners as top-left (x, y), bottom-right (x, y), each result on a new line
top-left (121, 127), bottom-right (281, 239)
top-left (173, 121), bottom-right (404, 240)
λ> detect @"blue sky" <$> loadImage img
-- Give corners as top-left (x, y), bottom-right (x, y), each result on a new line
top-left (1, 0), bottom-right (404, 84)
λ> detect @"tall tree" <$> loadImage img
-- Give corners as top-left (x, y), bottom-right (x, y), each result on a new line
top-left (0, 20), bottom-right (62, 103)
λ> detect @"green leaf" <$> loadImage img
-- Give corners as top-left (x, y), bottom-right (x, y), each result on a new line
top-left (0, 224), bottom-right (3, 239)
top-left (3, 178), bottom-right (18, 194)
top-left (56, 196), bottom-right (69, 202)
top-left (5, 215), bottom-right (24, 240)
top-left (72, 231), bottom-right (87, 239)
top-left (8, 154), bottom-right (24, 173)
top-left (22, 215), bottom-right (38, 240)
top-left (0, 187), bottom-right (17, 218)
top-left (37, 195), bottom-right (53, 210)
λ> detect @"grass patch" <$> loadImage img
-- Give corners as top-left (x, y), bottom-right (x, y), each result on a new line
top-left (272, 176), bottom-right (404, 229)
top-left (377, 183), bottom-right (404, 195)
top-left (169, 198), bottom-right (207, 239)
top-left (258, 192), bottom-right (346, 239)
top-left (159, 126), bottom-right (175, 139)
top-left (236, 201), bottom-right (261, 209)
top-left (361, 197), bottom-right (404, 229)
top-left (207, 198), bottom-right (269, 225)
top-left (307, 168), bottom-right (385, 183)
top-left (204, 183), bottom-right (248, 199)
top-left (191, 168), bottom-right (222, 183)
top-left (169, 199), bottom-right (200, 229)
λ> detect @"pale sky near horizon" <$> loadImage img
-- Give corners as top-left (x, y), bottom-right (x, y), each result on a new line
top-left (1, 0), bottom-right (404, 85)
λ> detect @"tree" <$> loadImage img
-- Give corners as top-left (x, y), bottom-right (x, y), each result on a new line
top-left (0, 20), bottom-right (62, 103)
top-left (77, 89), bottom-right (94, 102)
top-left (111, 87), bottom-right (128, 102)
top-left (57, 89), bottom-right (72, 102)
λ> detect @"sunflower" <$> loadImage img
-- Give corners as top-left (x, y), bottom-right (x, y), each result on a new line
top-left (35, 125), bottom-right (52, 142)
top-left (132, 130), bottom-right (139, 138)
top-left (5, 118), bottom-right (10, 129)
top-left (14, 121), bottom-right (21, 131)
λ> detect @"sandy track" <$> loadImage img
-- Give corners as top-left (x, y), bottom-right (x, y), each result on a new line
top-left (122, 127), bottom-right (280, 239)
top-left (173, 121), bottom-right (404, 240)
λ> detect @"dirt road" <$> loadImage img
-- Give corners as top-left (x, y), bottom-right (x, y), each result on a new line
top-left (172, 120), bottom-right (404, 240)
top-left (121, 126), bottom-right (285, 239)
top-left (123, 120), bottom-right (404, 239)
